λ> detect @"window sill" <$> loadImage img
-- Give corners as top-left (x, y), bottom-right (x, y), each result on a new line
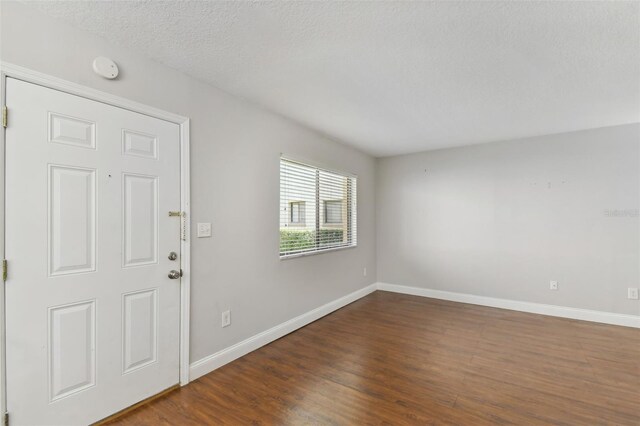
top-left (280, 244), bottom-right (357, 260)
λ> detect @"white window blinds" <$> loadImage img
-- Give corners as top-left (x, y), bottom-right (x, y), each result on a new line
top-left (280, 157), bottom-right (357, 257)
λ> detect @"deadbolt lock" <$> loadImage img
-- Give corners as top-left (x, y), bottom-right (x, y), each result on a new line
top-left (168, 251), bottom-right (178, 261)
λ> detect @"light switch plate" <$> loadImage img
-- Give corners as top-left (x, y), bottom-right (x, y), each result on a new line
top-left (197, 222), bottom-right (212, 238)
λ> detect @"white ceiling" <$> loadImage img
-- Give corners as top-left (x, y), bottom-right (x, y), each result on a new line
top-left (27, 1), bottom-right (640, 157)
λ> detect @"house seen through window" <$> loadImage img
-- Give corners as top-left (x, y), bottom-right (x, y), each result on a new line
top-left (289, 201), bottom-right (305, 225)
top-left (280, 157), bottom-right (357, 257)
top-left (324, 200), bottom-right (343, 224)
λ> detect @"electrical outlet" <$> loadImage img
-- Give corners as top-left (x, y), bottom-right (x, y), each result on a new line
top-left (550, 280), bottom-right (558, 291)
top-left (221, 310), bottom-right (231, 327)
top-left (628, 288), bottom-right (639, 300)
top-left (363, 267), bottom-right (367, 277)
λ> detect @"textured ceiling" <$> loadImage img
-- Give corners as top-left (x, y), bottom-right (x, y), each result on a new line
top-left (26, 1), bottom-right (640, 157)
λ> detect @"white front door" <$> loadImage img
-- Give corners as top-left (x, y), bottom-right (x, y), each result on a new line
top-left (5, 78), bottom-right (182, 425)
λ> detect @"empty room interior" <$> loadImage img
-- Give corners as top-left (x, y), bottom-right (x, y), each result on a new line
top-left (0, 1), bottom-right (638, 425)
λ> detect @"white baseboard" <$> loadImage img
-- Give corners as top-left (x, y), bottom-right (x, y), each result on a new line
top-left (189, 283), bottom-right (377, 381)
top-left (377, 282), bottom-right (640, 328)
top-left (189, 281), bottom-right (638, 382)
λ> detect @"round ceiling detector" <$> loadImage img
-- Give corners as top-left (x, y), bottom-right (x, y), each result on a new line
top-left (92, 56), bottom-right (119, 79)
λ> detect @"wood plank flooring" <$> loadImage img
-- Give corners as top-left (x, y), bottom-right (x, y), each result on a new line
top-left (107, 291), bottom-right (640, 425)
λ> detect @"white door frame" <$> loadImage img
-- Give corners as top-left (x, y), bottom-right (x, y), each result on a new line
top-left (0, 62), bottom-right (192, 417)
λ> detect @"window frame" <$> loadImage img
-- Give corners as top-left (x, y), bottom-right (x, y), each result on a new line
top-left (288, 201), bottom-right (306, 226)
top-left (323, 199), bottom-right (343, 225)
top-left (279, 156), bottom-right (357, 259)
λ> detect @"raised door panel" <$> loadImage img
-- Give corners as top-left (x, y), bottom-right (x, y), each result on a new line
top-left (122, 130), bottom-right (158, 159)
top-left (49, 112), bottom-right (96, 149)
top-left (123, 174), bottom-right (158, 267)
top-left (49, 300), bottom-right (96, 401)
top-left (122, 289), bottom-right (158, 373)
top-left (49, 165), bottom-right (96, 276)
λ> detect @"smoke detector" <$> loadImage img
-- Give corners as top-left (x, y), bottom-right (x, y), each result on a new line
top-left (92, 57), bottom-right (119, 79)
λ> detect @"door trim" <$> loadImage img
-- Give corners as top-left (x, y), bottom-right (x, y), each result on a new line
top-left (0, 62), bottom-right (192, 417)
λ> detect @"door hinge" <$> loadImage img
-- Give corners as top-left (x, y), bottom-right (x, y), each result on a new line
top-left (2, 106), bottom-right (7, 128)
top-left (4, 412), bottom-right (8, 426)
top-left (2, 259), bottom-right (7, 282)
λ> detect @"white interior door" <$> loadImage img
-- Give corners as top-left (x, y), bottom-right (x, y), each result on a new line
top-left (5, 78), bottom-right (182, 425)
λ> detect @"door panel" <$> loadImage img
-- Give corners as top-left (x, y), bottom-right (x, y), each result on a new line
top-left (122, 129), bottom-right (157, 159)
top-left (5, 78), bottom-right (182, 425)
top-left (48, 112), bottom-right (96, 149)
top-left (49, 165), bottom-right (96, 276)
top-left (122, 288), bottom-right (158, 374)
top-left (49, 300), bottom-right (96, 402)
top-left (123, 173), bottom-right (158, 267)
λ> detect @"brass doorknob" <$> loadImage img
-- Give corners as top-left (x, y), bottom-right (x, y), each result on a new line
top-left (168, 270), bottom-right (181, 279)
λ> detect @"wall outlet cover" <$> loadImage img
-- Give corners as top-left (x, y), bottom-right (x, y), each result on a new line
top-left (550, 281), bottom-right (559, 290)
top-left (221, 310), bottom-right (231, 327)
top-left (628, 288), bottom-right (639, 300)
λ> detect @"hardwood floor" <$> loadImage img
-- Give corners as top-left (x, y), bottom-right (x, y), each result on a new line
top-left (107, 291), bottom-right (640, 425)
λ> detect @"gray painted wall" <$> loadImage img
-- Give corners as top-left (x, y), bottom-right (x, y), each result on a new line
top-left (377, 124), bottom-right (640, 316)
top-left (0, 1), bottom-right (377, 363)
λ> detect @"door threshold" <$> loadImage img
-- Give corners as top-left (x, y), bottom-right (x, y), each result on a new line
top-left (93, 384), bottom-right (180, 425)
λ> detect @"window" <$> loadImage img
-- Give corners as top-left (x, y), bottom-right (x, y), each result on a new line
top-left (280, 157), bottom-right (357, 257)
top-left (324, 200), bottom-right (342, 224)
top-left (289, 201), bottom-right (305, 225)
